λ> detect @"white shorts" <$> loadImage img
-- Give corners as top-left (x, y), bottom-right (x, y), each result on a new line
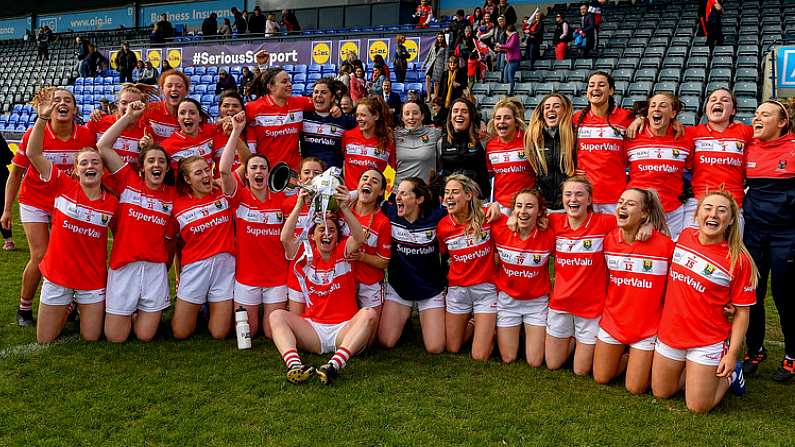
top-left (307, 319), bottom-right (348, 354)
top-left (597, 327), bottom-right (657, 351)
top-left (234, 282), bottom-right (288, 306)
top-left (40, 277), bottom-right (105, 306)
top-left (19, 204), bottom-right (51, 223)
top-left (106, 261), bottom-right (169, 316)
top-left (665, 204), bottom-right (685, 241)
top-left (446, 283), bottom-right (498, 314)
top-left (384, 283), bottom-right (445, 312)
top-left (684, 198), bottom-right (745, 235)
top-left (357, 281), bottom-right (385, 308)
top-left (546, 308), bottom-right (600, 344)
top-left (177, 253), bottom-right (235, 304)
top-left (496, 292), bottom-right (549, 328)
top-left (655, 339), bottom-right (726, 367)
top-left (288, 288), bottom-right (306, 303)
top-left (592, 203), bottom-right (617, 215)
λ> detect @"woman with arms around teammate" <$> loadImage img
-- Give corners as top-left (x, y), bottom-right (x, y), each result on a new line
top-left (24, 89), bottom-right (117, 343)
top-left (485, 98), bottom-right (534, 215)
top-left (2, 88), bottom-right (96, 326)
top-left (438, 174), bottom-right (498, 360)
top-left (437, 97), bottom-right (490, 199)
top-left (341, 95), bottom-right (395, 191)
top-left (741, 100), bottom-right (795, 382)
top-left (211, 90), bottom-right (253, 174)
top-left (378, 177), bottom-right (447, 353)
top-left (96, 100), bottom-right (177, 343)
top-left (652, 191), bottom-right (757, 413)
top-left (272, 182), bottom-right (378, 385)
top-left (593, 188), bottom-right (674, 393)
top-left (545, 176), bottom-right (615, 375)
top-left (394, 100), bottom-right (442, 186)
top-left (492, 188), bottom-right (555, 366)
top-left (301, 78), bottom-right (356, 170)
top-left (524, 93), bottom-right (577, 211)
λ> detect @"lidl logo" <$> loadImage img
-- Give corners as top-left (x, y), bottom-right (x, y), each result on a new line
top-left (368, 39), bottom-right (389, 61)
top-left (312, 41), bottom-right (331, 65)
top-left (339, 40), bottom-right (360, 64)
top-left (109, 50), bottom-right (119, 70)
top-left (147, 49), bottom-right (162, 69)
top-left (166, 48), bottom-right (182, 69)
top-left (404, 37), bottom-right (420, 62)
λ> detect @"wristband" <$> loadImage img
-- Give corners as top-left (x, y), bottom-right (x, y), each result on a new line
top-left (37, 115), bottom-right (50, 121)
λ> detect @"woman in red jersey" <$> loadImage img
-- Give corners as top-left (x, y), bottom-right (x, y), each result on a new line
top-left (23, 90), bottom-right (117, 343)
top-left (652, 191), bottom-right (757, 413)
top-left (171, 154), bottom-right (240, 340)
top-left (86, 84), bottom-right (156, 170)
top-left (492, 188), bottom-right (555, 366)
top-left (593, 188), bottom-right (674, 394)
top-left (625, 92), bottom-right (694, 241)
top-left (271, 182), bottom-right (378, 385)
top-left (345, 169), bottom-right (392, 313)
top-left (144, 70), bottom-right (190, 142)
top-left (341, 95), bottom-right (396, 191)
top-left (218, 111), bottom-right (287, 339)
top-left (485, 98), bottom-right (534, 214)
top-left (684, 88), bottom-right (752, 231)
top-left (212, 90), bottom-right (253, 175)
top-left (97, 100), bottom-right (177, 343)
top-left (438, 174), bottom-right (498, 361)
top-left (573, 71), bottom-right (635, 215)
top-left (2, 88), bottom-right (96, 326)
top-left (545, 176), bottom-right (615, 375)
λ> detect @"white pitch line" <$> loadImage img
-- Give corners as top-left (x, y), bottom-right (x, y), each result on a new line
top-left (0, 334), bottom-right (80, 359)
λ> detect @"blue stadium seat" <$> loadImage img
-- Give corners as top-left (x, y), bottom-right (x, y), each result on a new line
top-left (74, 94), bottom-right (84, 104)
top-left (183, 67), bottom-right (195, 75)
top-left (307, 73), bottom-right (322, 82)
top-left (83, 95), bottom-right (93, 104)
top-left (190, 75), bottom-right (202, 85)
top-left (8, 114), bottom-right (18, 124)
top-left (737, 97), bottom-right (758, 114)
top-left (189, 94), bottom-right (202, 102)
top-left (103, 76), bottom-right (113, 85)
top-left (194, 67), bottom-right (207, 75)
top-left (292, 84), bottom-right (305, 95)
top-left (201, 94), bottom-right (215, 104)
top-left (406, 82), bottom-right (423, 93)
top-left (734, 82), bottom-right (757, 98)
top-left (84, 77), bottom-right (94, 85)
top-left (293, 73), bottom-right (307, 83)
top-left (74, 85), bottom-right (84, 94)
top-left (200, 75), bottom-right (214, 84)
top-left (15, 124), bottom-right (26, 131)
top-left (206, 67), bottom-right (218, 75)
top-left (680, 95), bottom-right (701, 113)
top-left (209, 105), bottom-right (219, 116)
top-left (294, 64), bottom-right (308, 74)
top-left (195, 85), bottom-right (208, 94)
top-left (283, 64), bottom-right (295, 73)
top-left (308, 64), bottom-right (322, 73)
top-left (75, 78), bottom-right (85, 85)
top-left (392, 83), bottom-right (405, 94)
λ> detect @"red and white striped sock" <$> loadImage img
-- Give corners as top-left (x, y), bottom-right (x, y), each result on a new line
top-left (19, 298), bottom-right (32, 311)
top-left (282, 349), bottom-right (302, 369)
top-left (328, 347), bottom-right (352, 371)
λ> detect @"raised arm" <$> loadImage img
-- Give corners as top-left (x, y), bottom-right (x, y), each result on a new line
top-left (218, 111), bottom-right (247, 195)
top-left (337, 185), bottom-right (365, 255)
top-left (97, 100), bottom-right (146, 172)
top-left (281, 190), bottom-right (309, 259)
top-left (26, 90), bottom-right (57, 179)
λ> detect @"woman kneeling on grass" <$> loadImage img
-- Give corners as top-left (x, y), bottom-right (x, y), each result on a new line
top-left (593, 188), bottom-right (674, 394)
top-left (652, 191), bottom-right (757, 413)
top-left (26, 90), bottom-right (117, 343)
top-left (272, 185), bottom-right (379, 385)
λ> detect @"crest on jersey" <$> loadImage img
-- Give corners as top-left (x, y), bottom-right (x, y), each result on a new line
top-left (420, 134), bottom-right (429, 143)
top-left (331, 125), bottom-right (337, 133)
top-left (518, 150), bottom-right (526, 159)
top-left (583, 239), bottom-right (592, 250)
top-left (736, 142), bottom-right (744, 151)
top-left (214, 200), bottom-right (223, 209)
top-left (532, 254), bottom-right (542, 265)
top-left (289, 112), bottom-right (296, 120)
top-left (100, 213), bottom-right (109, 224)
top-left (779, 159), bottom-right (787, 170)
top-left (643, 259), bottom-right (653, 271)
top-left (276, 212), bottom-right (284, 221)
top-left (479, 230), bottom-right (488, 241)
top-left (672, 149), bottom-right (680, 158)
top-left (702, 264), bottom-right (716, 276)
top-left (425, 230), bottom-right (434, 239)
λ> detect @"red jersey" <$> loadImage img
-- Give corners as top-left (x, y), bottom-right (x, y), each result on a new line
top-left (625, 128), bottom-right (693, 212)
top-left (87, 115), bottom-right (145, 168)
top-left (492, 217), bottom-right (555, 300)
top-left (12, 123), bottom-right (97, 212)
top-left (37, 168), bottom-right (117, 290)
top-left (548, 212), bottom-right (615, 318)
top-left (688, 123), bottom-right (752, 204)
top-left (144, 101), bottom-right (179, 142)
top-left (211, 127), bottom-right (256, 176)
top-left (281, 194), bottom-right (311, 237)
top-left (104, 164), bottom-right (177, 270)
top-left (574, 107), bottom-right (634, 204)
top-left (745, 133), bottom-right (795, 180)
top-left (601, 229), bottom-right (675, 344)
top-left (486, 131), bottom-right (535, 207)
top-left (161, 124), bottom-right (221, 172)
top-left (246, 95), bottom-right (313, 171)
top-left (342, 126), bottom-right (396, 190)
top-left (437, 212), bottom-right (497, 287)
top-left (231, 174), bottom-right (288, 287)
top-left (173, 189), bottom-right (237, 265)
top-left (658, 228), bottom-right (756, 348)
top-left (293, 240), bottom-right (359, 324)
top-left (340, 209), bottom-right (392, 285)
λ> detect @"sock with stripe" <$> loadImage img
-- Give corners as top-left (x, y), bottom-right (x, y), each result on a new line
top-left (328, 347), bottom-right (352, 371)
top-left (282, 349), bottom-right (303, 369)
top-left (19, 298), bottom-right (33, 312)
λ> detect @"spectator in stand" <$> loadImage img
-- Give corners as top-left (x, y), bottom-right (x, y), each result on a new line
top-left (215, 70), bottom-right (238, 95)
top-left (239, 66), bottom-right (253, 96)
top-left (86, 44), bottom-right (107, 78)
top-left (430, 96), bottom-right (447, 128)
top-left (37, 26), bottom-right (51, 60)
top-left (373, 54), bottom-right (390, 80)
top-left (496, 0), bottom-right (517, 26)
top-left (0, 135), bottom-right (14, 250)
top-left (483, 0), bottom-right (496, 16)
top-left (219, 18), bottom-right (233, 37)
top-left (477, 13), bottom-right (495, 51)
top-left (470, 7), bottom-right (485, 29)
top-left (523, 11), bottom-right (544, 69)
top-left (97, 98), bottom-right (114, 115)
top-left (154, 13), bottom-right (175, 43)
top-left (132, 60), bottom-right (145, 82)
top-left (439, 56), bottom-right (466, 108)
top-left (369, 66), bottom-right (387, 96)
top-left (248, 6), bottom-right (266, 34)
top-left (115, 41), bottom-right (138, 83)
top-left (265, 14), bottom-right (280, 36)
top-left (578, 4), bottom-right (596, 58)
top-left (589, 0), bottom-right (606, 28)
top-left (346, 51), bottom-right (364, 72)
top-left (498, 25), bottom-right (520, 91)
top-left (454, 26), bottom-right (477, 70)
top-left (350, 66), bottom-right (367, 102)
top-left (336, 63), bottom-right (352, 89)
top-left (76, 36), bottom-right (91, 78)
top-left (422, 33), bottom-right (448, 100)
top-left (382, 79), bottom-right (403, 119)
top-left (141, 61), bottom-right (158, 85)
top-left (414, 0), bottom-right (434, 29)
top-left (202, 13), bottom-right (218, 37)
top-left (448, 9), bottom-right (469, 51)
top-left (700, 0), bottom-right (723, 52)
top-left (394, 35), bottom-right (410, 83)
top-left (493, 16), bottom-right (508, 72)
top-left (281, 9), bottom-right (301, 33)
top-left (231, 8), bottom-right (247, 34)
top-left (340, 95), bottom-right (355, 115)
top-left (553, 12), bottom-right (572, 61)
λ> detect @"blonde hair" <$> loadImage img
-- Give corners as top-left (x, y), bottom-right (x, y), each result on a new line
top-left (525, 93), bottom-right (575, 177)
top-left (696, 191), bottom-right (758, 287)
top-left (625, 188), bottom-right (669, 237)
top-left (117, 83), bottom-right (159, 104)
top-left (561, 175), bottom-right (593, 212)
top-left (446, 174), bottom-right (485, 237)
top-left (487, 97), bottom-right (526, 137)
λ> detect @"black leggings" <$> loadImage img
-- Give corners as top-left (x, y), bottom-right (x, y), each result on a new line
top-left (0, 165), bottom-right (11, 239)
